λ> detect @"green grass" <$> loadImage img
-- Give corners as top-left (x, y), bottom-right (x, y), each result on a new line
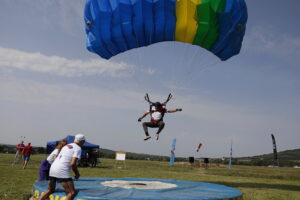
top-left (1, 154), bottom-right (300, 200)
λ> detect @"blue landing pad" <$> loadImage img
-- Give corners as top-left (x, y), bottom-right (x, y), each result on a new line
top-left (32, 177), bottom-right (242, 200)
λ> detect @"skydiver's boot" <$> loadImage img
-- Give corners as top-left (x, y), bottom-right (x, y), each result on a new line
top-left (143, 123), bottom-right (151, 141)
top-left (156, 134), bottom-right (159, 140)
top-left (144, 136), bottom-right (151, 141)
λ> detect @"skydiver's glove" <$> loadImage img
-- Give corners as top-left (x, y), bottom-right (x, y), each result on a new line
top-left (138, 118), bottom-right (142, 122)
top-left (176, 108), bottom-right (182, 112)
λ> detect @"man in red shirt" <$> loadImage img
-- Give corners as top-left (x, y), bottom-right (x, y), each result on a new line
top-left (22, 142), bottom-right (33, 169)
top-left (12, 141), bottom-right (25, 165)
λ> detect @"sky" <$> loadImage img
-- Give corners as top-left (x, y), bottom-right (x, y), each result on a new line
top-left (0, 0), bottom-right (299, 158)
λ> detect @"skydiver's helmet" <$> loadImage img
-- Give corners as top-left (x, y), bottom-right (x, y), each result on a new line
top-left (154, 102), bottom-right (162, 108)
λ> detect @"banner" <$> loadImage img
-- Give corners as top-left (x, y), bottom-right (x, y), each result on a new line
top-left (169, 138), bottom-right (176, 166)
top-left (271, 134), bottom-right (278, 164)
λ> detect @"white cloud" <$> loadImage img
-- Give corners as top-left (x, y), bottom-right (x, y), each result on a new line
top-left (0, 47), bottom-right (133, 77)
top-left (143, 68), bottom-right (156, 75)
top-left (0, 77), bottom-right (289, 130)
top-left (245, 26), bottom-right (300, 64)
top-left (1, 79), bottom-right (299, 157)
top-left (0, 79), bottom-right (144, 110)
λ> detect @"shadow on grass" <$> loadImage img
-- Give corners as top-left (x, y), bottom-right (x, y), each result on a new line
top-left (79, 166), bottom-right (112, 169)
top-left (212, 181), bottom-right (300, 192)
top-left (95, 166), bottom-right (113, 169)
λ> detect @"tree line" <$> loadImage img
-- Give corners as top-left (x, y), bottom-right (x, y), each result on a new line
top-left (1, 144), bottom-right (299, 167)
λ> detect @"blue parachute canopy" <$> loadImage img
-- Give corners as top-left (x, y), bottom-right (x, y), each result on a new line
top-left (84, 0), bottom-right (248, 60)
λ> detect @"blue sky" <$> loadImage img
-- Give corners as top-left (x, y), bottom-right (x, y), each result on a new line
top-left (0, 0), bottom-right (299, 158)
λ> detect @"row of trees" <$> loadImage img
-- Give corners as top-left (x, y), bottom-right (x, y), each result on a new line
top-left (0, 144), bottom-right (45, 154)
top-left (1, 144), bottom-right (299, 167)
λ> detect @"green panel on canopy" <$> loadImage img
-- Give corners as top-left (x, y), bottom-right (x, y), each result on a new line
top-left (193, 0), bottom-right (219, 50)
top-left (210, 0), bottom-right (226, 12)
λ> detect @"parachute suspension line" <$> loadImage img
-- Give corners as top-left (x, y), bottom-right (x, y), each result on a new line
top-left (184, 47), bottom-right (205, 74)
top-left (162, 93), bottom-right (173, 106)
top-left (169, 42), bottom-right (192, 94)
top-left (127, 37), bottom-right (146, 90)
top-left (184, 59), bottom-right (221, 87)
top-left (168, 41), bottom-right (178, 94)
top-left (134, 44), bottom-right (144, 87)
top-left (175, 53), bottom-right (221, 92)
top-left (171, 47), bottom-right (205, 92)
top-left (144, 93), bottom-right (172, 107)
top-left (122, 49), bottom-right (143, 91)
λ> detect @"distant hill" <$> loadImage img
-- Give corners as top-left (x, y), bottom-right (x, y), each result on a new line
top-left (99, 148), bottom-right (186, 162)
top-left (99, 148), bottom-right (300, 165)
top-left (246, 149), bottom-right (300, 160)
top-left (235, 149), bottom-right (300, 166)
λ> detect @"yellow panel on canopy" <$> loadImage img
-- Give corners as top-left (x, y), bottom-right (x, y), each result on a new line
top-left (175, 0), bottom-right (202, 43)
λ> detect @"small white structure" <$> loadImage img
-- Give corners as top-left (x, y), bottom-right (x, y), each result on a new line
top-left (115, 151), bottom-right (126, 168)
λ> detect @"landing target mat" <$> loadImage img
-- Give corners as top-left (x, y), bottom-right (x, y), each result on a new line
top-left (32, 177), bottom-right (242, 200)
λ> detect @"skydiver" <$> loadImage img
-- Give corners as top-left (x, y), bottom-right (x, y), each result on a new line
top-left (138, 101), bottom-right (182, 141)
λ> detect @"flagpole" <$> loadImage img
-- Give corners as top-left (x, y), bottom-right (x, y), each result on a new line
top-left (228, 139), bottom-right (232, 168)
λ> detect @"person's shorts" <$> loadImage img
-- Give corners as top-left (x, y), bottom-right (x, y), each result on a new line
top-left (49, 176), bottom-right (73, 184)
top-left (23, 156), bottom-right (30, 161)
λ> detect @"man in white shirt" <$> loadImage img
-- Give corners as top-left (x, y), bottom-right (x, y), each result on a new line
top-left (138, 102), bottom-right (182, 140)
top-left (38, 134), bottom-right (86, 200)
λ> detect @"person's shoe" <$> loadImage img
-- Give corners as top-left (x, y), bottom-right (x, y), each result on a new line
top-left (156, 134), bottom-right (159, 140)
top-left (144, 136), bottom-right (151, 141)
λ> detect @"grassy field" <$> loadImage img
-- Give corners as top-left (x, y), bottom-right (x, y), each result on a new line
top-left (0, 153), bottom-right (300, 200)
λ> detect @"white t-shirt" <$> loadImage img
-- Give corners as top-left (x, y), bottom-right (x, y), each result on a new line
top-left (49, 143), bottom-right (82, 178)
top-left (150, 106), bottom-right (166, 121)
top-left (47, 149), bottom-right (59, 165)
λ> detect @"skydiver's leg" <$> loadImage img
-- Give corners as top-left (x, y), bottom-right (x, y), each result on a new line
top-left (156, 121), bottom-right (165, 134)
top-left (142, 122), bottom-right (156, 140)
top-left (156, 121), bottom-right (165, 140)
top-left (142, 122), bottom-right (150, 136)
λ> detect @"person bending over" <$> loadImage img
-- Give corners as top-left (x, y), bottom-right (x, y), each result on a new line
top-left (38, 139), bottom-right (67, 181)
top-left (38, 134), bottom-right (86, 200)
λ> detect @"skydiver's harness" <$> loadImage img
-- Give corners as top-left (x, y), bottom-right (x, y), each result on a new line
top-left (149, 106), bottom-right (166, 123)
top-left (144, 93), bottom-right (172, 124)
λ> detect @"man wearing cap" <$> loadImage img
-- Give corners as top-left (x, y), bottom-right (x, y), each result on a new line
top-left (38, 134), bottom-right (86, 200)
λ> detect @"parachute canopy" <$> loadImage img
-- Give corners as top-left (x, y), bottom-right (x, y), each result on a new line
top-left (84, 0), bottom-right (248, 60)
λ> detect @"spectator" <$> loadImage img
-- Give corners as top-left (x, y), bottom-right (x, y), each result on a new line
top-left (38, 139), bottom-right (67, 181)
top-left (22, 142), bottom-right (33, 169)
top-left (12, 140), bottom-right (25, 166)
top-left (38, 134), bottom-right (86, 200)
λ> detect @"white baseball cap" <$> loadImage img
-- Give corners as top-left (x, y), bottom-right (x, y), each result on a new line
top-left (75, 134), bottom-right (86, 142)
